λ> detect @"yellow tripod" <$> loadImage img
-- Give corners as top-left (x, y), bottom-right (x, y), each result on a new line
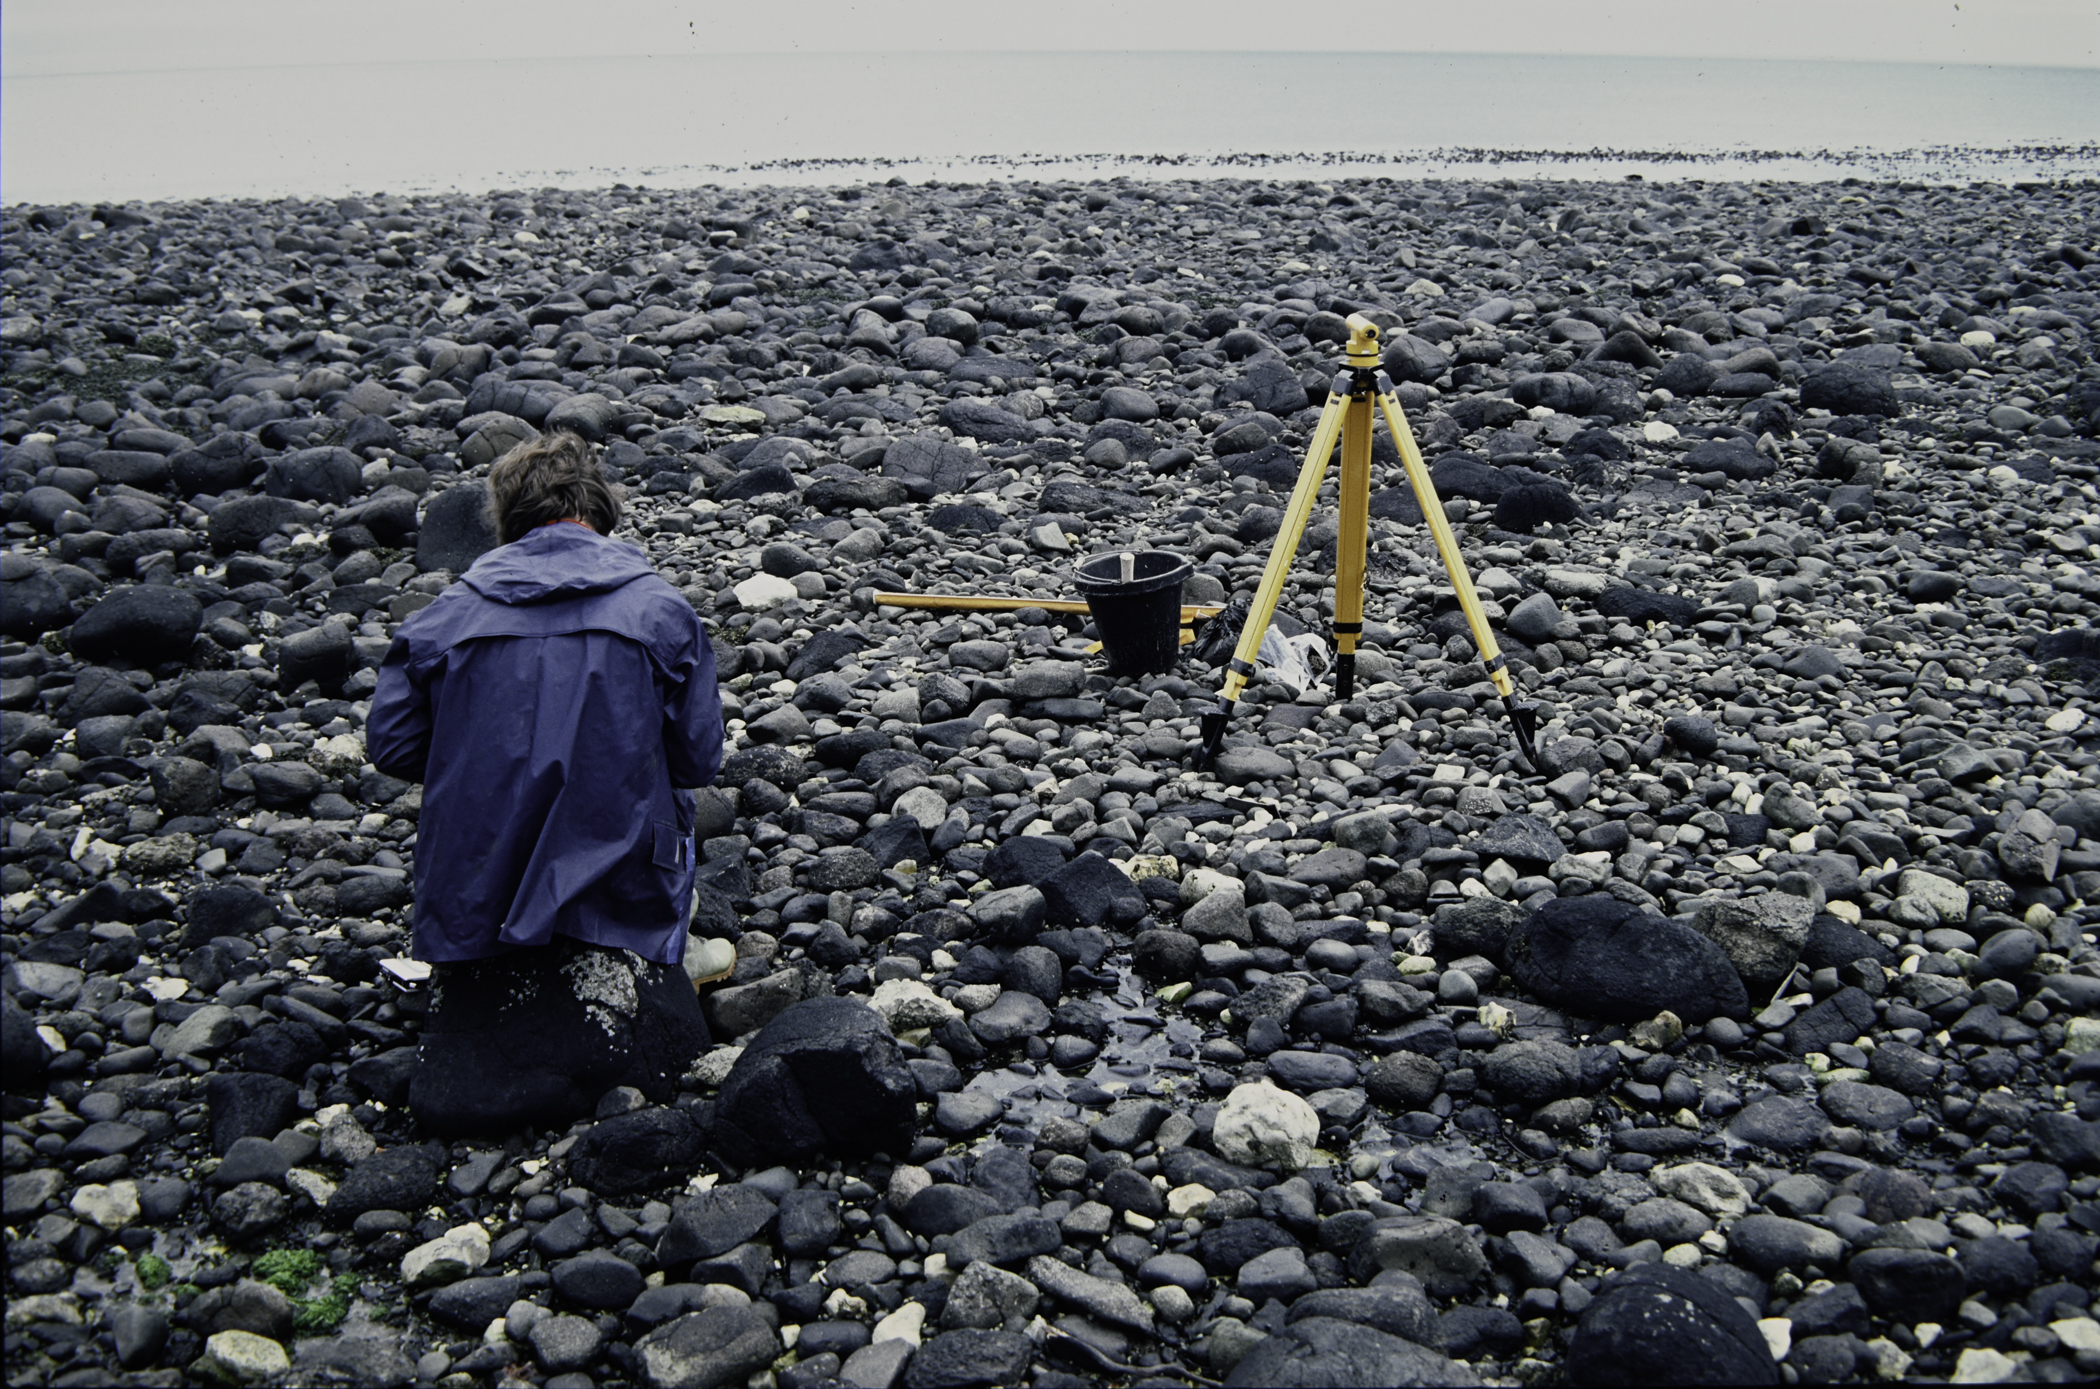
top-left (1193, 314), bottom-right (1543, 772)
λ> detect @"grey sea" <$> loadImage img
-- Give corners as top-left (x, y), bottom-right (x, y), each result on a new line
top-left (4, 49), bottom-right (2097, 203)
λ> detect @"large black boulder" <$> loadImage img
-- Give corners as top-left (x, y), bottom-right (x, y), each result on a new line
top-left (984, 836), bottom-right (1069, 889)
top-left (265, 446), bottom-right (365, 504)
top-left (806, 473), bottom-right (909, 513)
top-left (209, 495), bottom-right (305, 555)
top-left (714, 461), bottom-right (797, 502)
top-left (60, 666), bottom-right (148, 722)
top-left (567, 1107), bottom-right (709, 1196)
top-left (87, 449), bottom-right (171, 488)
top-left (1505, 895), bottom-right (1748, 1023)
top-left (1595, 588), bottom-right (1701, 627)
top-left (1565, 1264), bottom-right (1778, 1386)
top-left (171, 436), bottom-right (265, 495)
top-left (327, 1145), bottom-right (441, 1223)
top-left (335, 874), bottom-right (411, 916)
top-left (68, 587), bottom-right (203, 665)
top-left (1494, 481), bottom-right (1581, 533)
top-left (848, 239), bottom-right (908, 272)
top-left (656, 1183), bottom-right (779, 1269)
top-left (1222, 441), bottom-right (1301, 489)
top-left (236, 1020), bottom-right (329, 1078)
top-left (347, 1047), bottom-right (420, 1107)
top-left (882, 435), bottom-right (979, 501)
top-left (1368, 486), bottom-right (1424, 524)
top-left (1511, 372), bottom-right (1596, 414)
top-left (183, 883), bottom-right (278, 947)
top-left (1800, 361), bottom-right (1899, 418)
top-left (466, 378), bottom-right (571, 425)
top-left (785, 631), bottom-right (866, 683)
top-left (1225, 1316), bottom-right (1479, 1388)
top-left (857, 819), bottom-right (928, 870)
top-left (341, 413), bottom-right (403, 453)
top-left (1133, 929), bottom-right (1200, 983)
top-left (251, 764), bottom-right (325, 819)
top-left (926, 503), bottom-right (1001, 535)
top-left (429, 1275), bottom-right (524, 1332)
top-left (1381, 335), bottom-right (1453, 385)
top-left (15, 485), bottom-right (88, 533)
top-left (1430, 453), bottom-right (1511, 502)
top-left (938, 399), bottom-right (1034, 444)
top-left (904, 1329), bottom-right (1033, 1389)
top-left (416, 483), bottom-right (500, 575)
top-left (1, 570), bottom-right (76, 638)
top-left (204, 1071), bottom-right (300, 1156)
top-left (1235, 356), bottom-right (1311, 415)
top-left (409, 938), bottom-right (710, 1137)
top-left (278, 622), bottom-right (352, 693)
top-left (2032, 1111), bottom-right (2100, 1169)
top-left (1286, 1287), bottom-right (1439, 1347)
top-left (712, 996), bottom-right (918, 1166)
top-left (339, 486), bottom-right (420, 545)
top-left (1683, 440), bottom-right (1776, 481)
top-left (2, 992), bottom-right (49, 1097)
top-left (1039, 852), bottom-right (1146, 928)
top-left (1038, 478), bottom-right (1133, 515)
top-left (1655, 354), bottom-right (1720, 397)
top-left (1847, 1248), bottom-right (1967, 1322)
top-left (720, 745), bottom-right (806, 789)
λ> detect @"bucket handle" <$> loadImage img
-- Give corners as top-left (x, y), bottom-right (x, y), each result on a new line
top-left (1119, 552), bottom-right (1135, 583)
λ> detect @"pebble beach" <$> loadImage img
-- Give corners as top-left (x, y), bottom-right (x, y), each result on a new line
top-left (3, 170), bottom-right (2099, 1388)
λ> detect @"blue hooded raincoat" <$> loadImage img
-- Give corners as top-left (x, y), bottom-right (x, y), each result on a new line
top-left (367, 522), bottom-right (723, 966)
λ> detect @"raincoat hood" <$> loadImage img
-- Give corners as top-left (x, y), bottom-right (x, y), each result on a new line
top-left (461, 522), bottom-right (655, 605)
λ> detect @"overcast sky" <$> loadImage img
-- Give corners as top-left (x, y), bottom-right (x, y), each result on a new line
top-left (6, 0), bottom-right (2096, 72)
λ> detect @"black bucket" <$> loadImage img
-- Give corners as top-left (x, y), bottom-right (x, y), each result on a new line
top-left (1075, 549), bottom-right (1192, 677)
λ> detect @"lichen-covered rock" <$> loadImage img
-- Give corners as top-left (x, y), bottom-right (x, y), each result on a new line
top-left (1212, 1082), bottom-right (1320, 1172)
top-left (410, 939), bottom-right (709, 1137)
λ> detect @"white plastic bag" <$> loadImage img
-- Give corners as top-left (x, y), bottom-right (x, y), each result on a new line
top-left (1255, 629), bottom-right (1332, 697)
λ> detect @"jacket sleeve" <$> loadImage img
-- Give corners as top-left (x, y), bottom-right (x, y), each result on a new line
top-left (664, 621), bottom-right (724, 789)
top-left (366, 636), bottom-right (434, 781)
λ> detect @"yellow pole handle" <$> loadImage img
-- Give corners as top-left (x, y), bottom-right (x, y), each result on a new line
top-left (872, 593), bottom-right (1223, 621)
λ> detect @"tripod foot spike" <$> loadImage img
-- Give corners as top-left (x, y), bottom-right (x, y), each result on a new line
top-left (1195, 707), bottom-right (1232, 770)
top-left (1503, 695), bottom-right (1543, 773)
top-left (1334, 653), bottom-right (1355, 703)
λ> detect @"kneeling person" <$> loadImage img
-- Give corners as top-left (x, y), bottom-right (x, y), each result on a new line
top-left (369, 431), bottom-right (724, 1133)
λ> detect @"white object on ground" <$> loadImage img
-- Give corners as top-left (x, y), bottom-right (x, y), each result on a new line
top-left (1255, 628), bottom-right (1331, 697)
top-left (1213, 1081), bottom-right (1320, 1172)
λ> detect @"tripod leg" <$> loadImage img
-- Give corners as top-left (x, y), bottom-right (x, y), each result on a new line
top-left (1376, 387), bottom-right (1545, 771)
top-left (1195, 380), bottom-right (1351, 769)
top-left (1332, 390), bottom-right (1372, 703)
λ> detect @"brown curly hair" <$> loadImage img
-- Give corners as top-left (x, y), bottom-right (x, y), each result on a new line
top-left (487, 430), bottom-right (626, 544)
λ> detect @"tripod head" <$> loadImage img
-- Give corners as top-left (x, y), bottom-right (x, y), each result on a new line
top-left (1343, 314), bottom-right (1383, 371)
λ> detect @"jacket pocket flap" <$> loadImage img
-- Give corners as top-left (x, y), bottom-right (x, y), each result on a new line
top-left (652, 822), bottom-right (690, 871)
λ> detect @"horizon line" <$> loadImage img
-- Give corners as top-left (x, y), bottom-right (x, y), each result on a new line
top-left (8, 49), bottom-right (2099, 82)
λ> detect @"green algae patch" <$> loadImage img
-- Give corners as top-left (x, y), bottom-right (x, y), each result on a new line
top-left (252, 1248), bottom-right (354, 1334)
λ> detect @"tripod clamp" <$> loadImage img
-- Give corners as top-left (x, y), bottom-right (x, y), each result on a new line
top-left (1193, 315), bottom-right (1546, 775)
